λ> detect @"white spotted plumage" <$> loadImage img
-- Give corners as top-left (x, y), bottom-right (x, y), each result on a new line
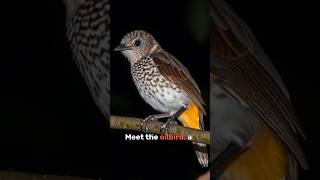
top-left (131, 56), bottom-right (190, 115)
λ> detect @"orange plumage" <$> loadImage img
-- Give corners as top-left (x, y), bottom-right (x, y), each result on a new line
top-left (178, 102), bottom-right (201, 129)
top-left (220, 126), bottom-right (288, 179)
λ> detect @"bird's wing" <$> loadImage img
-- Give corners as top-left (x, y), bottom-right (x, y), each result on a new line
top-left (210, 0), bottom-right (290, 100)
top-left (151, 51), bottom-right (206, 115)
top-left (66, 0), bottom-right (110, 119)
top-left (211, 0), bottom-right (308, 169)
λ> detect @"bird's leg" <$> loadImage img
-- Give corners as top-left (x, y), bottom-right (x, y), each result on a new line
top-left (141, 113), bottom-right (171, 132)
top-left (160, 106), bottom-right (187, 134)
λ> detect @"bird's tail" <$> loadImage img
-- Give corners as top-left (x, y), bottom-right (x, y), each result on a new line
top-left (179, 102), bottom-right (208, 167)
top-left (193, 141), bottom-right (209, 167)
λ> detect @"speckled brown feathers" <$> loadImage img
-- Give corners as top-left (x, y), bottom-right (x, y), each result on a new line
top-left (152, 51), bottom-right (206, 115)
top-left (66, 0), bottom-right (110, 119)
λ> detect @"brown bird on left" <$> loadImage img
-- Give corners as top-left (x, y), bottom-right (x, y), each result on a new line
top-left (115, 30), bottom-right (208, 167)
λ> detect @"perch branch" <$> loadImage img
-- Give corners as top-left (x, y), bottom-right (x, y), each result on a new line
top-left (0, 171), bottom-right (95, 180)
top-left (110, 115), bottom-right (210, 144)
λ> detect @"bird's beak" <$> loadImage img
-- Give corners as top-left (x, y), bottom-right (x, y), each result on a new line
top-left (114, 44), bottom-right (132, 51)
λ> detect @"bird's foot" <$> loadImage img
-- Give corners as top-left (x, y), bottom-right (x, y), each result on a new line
top-left (160, 117), bottom-right (176, 134)
top-left (140, 115), bottom-right (157, 132)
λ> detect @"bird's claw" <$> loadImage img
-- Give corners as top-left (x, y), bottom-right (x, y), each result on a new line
top-left (160, 118), bottom-right (175, 134)
top-left (140, 115), bottom-right (156, 132)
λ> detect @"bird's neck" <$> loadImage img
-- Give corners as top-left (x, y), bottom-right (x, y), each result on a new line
top-left (150, 44), bottom-right (162, 54)
top-left (128, 47), bottom-right (162, 67)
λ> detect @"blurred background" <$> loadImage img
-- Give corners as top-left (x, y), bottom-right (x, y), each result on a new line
top-left (221, 0), bottom-right (319, 179)
top-left (0, 0), bottom-right (318, 179)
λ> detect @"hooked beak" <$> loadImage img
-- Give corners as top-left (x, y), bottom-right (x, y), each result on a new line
top-left (114, 44), bottom-right (132, 51)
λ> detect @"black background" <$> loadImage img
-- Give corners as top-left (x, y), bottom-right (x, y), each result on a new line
top-left (0, 0), bottom-right (318, 179)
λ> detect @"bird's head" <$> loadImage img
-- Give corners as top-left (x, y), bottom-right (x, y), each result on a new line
top-left (115, 30), bottom-right (161, 64)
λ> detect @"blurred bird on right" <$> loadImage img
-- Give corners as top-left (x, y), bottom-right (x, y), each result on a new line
top-left (210, 0), bottom-right (308, 179)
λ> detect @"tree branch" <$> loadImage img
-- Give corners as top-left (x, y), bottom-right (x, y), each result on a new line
top-left (0, 171), bottom-right (95, 180)
top-left (110, 115), bottom-right (210, 144)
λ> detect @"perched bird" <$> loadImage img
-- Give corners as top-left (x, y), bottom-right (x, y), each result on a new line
top-left (63, 0), bottom-right (110, 119)
top-left (210, 0), bottom-right (308, 179)
top-left (115, 30), bottom-right (208, 167)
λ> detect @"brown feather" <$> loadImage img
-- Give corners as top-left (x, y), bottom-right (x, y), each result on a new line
top-left (211, 0), bottom-right (308, 170)
top-left (151, 50), bottom-right (206, 115)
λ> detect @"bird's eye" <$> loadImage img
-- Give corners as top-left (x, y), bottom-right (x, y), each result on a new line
top-left (134, 40), bottom-right (141, 47)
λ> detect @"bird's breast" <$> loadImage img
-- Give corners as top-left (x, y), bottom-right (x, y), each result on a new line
top-left (131, 58), bottom-right (189, 114)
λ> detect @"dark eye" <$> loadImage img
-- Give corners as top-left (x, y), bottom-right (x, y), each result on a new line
top-left (134, 40), bottom-right (141, 46)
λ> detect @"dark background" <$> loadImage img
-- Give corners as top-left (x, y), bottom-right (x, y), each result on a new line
top-left (0, 0), bottom-right (318, 179)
